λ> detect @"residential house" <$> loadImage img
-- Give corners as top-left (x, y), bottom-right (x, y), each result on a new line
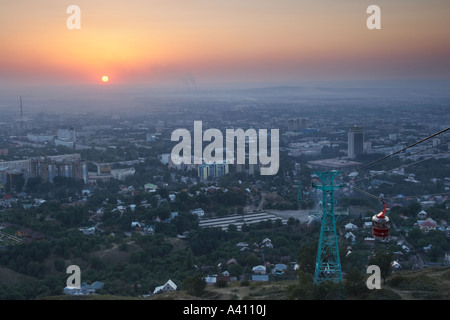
top-left (418, 218), bottom-right (438, 233)
top-left (144, 183), bottom-right (158, 193)
top-left (251, 274), bottom-right (269, 282)
top-left (345, 223), bottom-right (358, 231)
top-left (345, 232), bottom-right (356, 243)
top-left (204, 275), bottom-right (217, 285)
top-left (144, 225), bottom-right (155, 235)
top-left (260, 238), bottom-right (273, 248)
top-left (153, 279), bottom-right (177, 294)
top-left (417, 210), bottom-right (428, 220)
top-left (204, 272), bottom-right (231, 285)
top-left (190, 208), bottom-right (205, 217)
top-left (364, 221), bottom-right (372, 229)
top-left (79, 227), bottom-right (95, 235)
top-left (131, 222), bottom-right (142, 230)
top-left (272, 264), bottom-right (288, 275)
top-left (252, 265), bottom-right (266, 275)
top-left (63, 281), bottom-right (104, 295)
top-left (236, 242), bottom-right (248, 251)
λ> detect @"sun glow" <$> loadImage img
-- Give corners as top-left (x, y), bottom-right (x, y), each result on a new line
top-left (101, 75), bottom-right (109, 83)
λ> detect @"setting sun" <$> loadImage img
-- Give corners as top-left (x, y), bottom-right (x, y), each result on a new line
top-left (101, 75), bottom-right (109, 83)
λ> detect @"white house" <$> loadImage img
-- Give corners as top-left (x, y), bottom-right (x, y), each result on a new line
top-left (251, 274), bottom-right (269, 282)
top-left (190, 208), bottom-right (205, 217)
top-left (401, 245), bottom-right (410, 253)
top-left (364, 221), bottom-right (372, 229)
top-left (252, 265), bottom-right (267, 275)
top-left (345, 223), bottom-right (358, 231)
top-left (417, 210), bottom-right (428, 220)
top-left (153, 279), bottom-right (177, 294)
top-left (79, 227), bottom-right (95, 235)
top-left (345, 232), bottom-right (356, 242)
top-left (204, 275), bottom-right (217, 285)
top-left (131, 221), bottom-right (142, 228)
top-left (260, 238), bottom-right (273, 248)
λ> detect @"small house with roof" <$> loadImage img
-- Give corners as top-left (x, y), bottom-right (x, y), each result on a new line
top-left (418, 218), bottom-right (438, 233)
top-left (153, 279), bottom-right (177, 294)
top-left (252, 265), bottom-right (266, 275)
top-left (417, 210), bottom-right (428, 220)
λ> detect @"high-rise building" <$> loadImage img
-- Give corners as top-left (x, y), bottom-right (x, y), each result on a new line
top-left (287, 119), bottom-right (297, 131)
top-left (198, 162), bottom-right (229, 181)
top-left (0, 154), bottom-right (87, 186)
top-left (348, 125), bottom-right (364, 159)
top-left (55, 127), bottom-right (76, 148)
top-left (198, 164), bottom-right (210, 181)
top-left (287, 118), bottom-right (309, 132)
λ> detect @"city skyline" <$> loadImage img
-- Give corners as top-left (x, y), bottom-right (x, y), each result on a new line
top-left (1, 0), bottom-right (449, 88)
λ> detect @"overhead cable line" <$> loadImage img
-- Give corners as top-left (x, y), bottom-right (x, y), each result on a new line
top-left (351, 149), bottom-right (450, 184)
top-left (353, 126), bottom-right (450, 172)
top-left (341, 127), bottom-right (450, 201)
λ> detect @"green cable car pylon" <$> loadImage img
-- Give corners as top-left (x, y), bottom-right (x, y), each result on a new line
top-left (312, 171), bottom-right (344, 284)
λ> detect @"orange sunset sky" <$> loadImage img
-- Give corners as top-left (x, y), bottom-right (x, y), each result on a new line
top-left (1, 0), bottom-right (449, 87)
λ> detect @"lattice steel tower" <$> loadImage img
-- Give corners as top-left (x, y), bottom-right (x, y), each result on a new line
top-left (295, 163), bottom-right (302, 206)
top-left (312, 171), bottom-right (344, 284)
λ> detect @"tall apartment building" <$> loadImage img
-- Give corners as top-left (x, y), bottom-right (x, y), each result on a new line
top-left (0, 154), bottom-right (87, 187)
top-left (198, 162), bottom-right (229, 181)
top-left (348, 125), bottom-right (364, 159)
top-left (55, 128), bottom-right (76, 149)
top-left (287, 118), bottom-right (309, 132)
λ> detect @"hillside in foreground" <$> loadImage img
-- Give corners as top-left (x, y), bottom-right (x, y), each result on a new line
top-left (38, 265), bottom-right (449, 300)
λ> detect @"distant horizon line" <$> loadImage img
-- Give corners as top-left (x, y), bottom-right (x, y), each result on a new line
top-left (1, 77), bottom-right (450, 91)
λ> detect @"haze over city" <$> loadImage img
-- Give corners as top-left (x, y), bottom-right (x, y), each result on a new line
top-left (0, 0), bottom-right (449, 304)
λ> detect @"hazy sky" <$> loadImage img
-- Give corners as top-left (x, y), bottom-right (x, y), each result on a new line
top-left (1, 0), bottom-right (449, 87)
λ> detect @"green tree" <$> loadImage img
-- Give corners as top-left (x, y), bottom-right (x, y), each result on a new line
top-left (286, 270), bottom-right (314, 299)
top-left (228, 263), bottom-right (244, 278)
top-left (53, 259), bottom-right (66, 272)
top-left (90, 256), bottom-right (107, 270)
top-left (297, 243), bottom-right (317, 275)
top-left (344, 268), bottom-right (367, 296)
top-left (368, 250), bottom-right (393, 284)
top-left (183, 274), bottom-right (206, 297)
top-left (313, 281), bottom-right (345, 300)
top-left (184, 248), bottom-right (194, 269)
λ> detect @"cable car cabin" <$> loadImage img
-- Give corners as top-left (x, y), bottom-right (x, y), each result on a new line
top-left (372, 202), bottom-right (390, 240)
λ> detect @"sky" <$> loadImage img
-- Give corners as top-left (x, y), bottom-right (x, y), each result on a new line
top-left (1, 0), bottom-right (449, 88)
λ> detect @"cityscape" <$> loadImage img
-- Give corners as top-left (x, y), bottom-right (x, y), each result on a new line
top-left (0, 82), bottom-right (448, 301)
top-left (0, 0), bottom-right (449, 307)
